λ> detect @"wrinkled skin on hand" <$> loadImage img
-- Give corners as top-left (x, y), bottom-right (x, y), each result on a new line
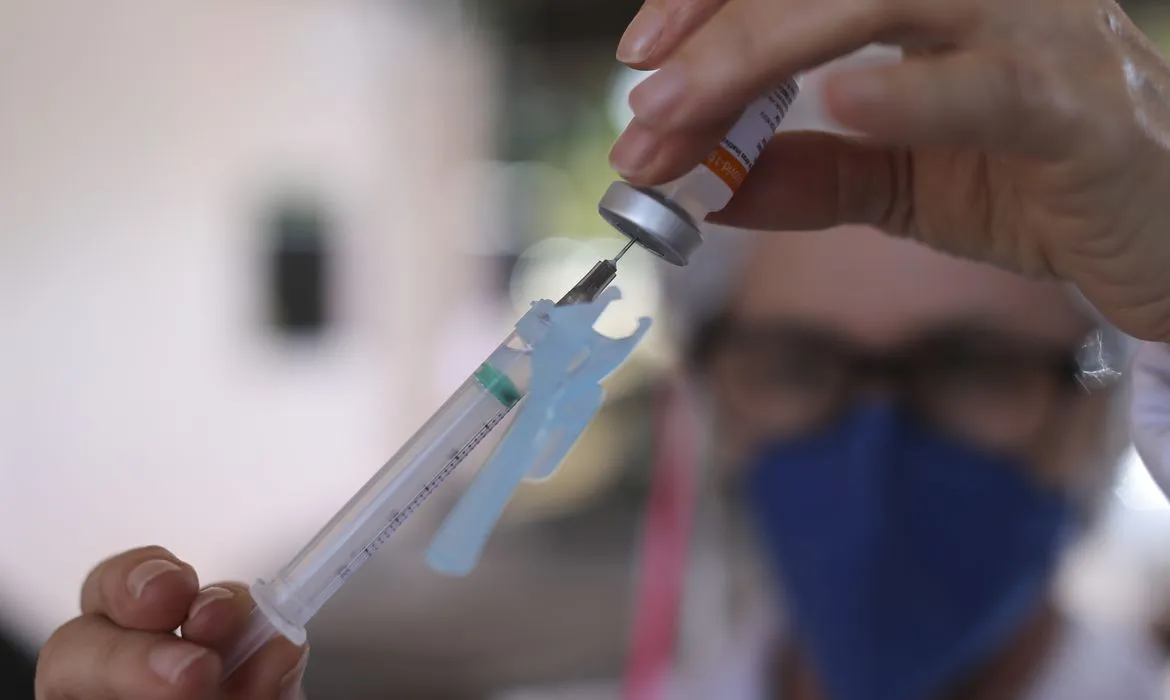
top-left (610, 0), bottom-right (1170, 343)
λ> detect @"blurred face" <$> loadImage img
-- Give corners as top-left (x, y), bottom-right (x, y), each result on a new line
top-left (696, 226), bottom-right (1116, 700)
top-left (705, 226), bottom-right (1110, 492)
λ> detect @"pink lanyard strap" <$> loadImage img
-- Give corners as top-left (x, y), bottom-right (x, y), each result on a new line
top-left (622, 380), bottom-right (700, 700)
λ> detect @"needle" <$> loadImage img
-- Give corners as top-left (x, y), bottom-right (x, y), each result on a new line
top-left (613, 239), bottom-right (636, 264)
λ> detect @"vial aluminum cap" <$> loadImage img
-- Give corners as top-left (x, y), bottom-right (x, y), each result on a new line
top-left (598, 181), bottom-right (702, 266)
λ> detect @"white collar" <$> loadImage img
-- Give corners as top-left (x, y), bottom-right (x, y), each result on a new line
top-left (670, 616), bottom-right (1165, 700)
top-left (1025, 617), bottom-right (1165, 700)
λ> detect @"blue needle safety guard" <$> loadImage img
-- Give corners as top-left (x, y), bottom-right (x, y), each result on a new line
top-left (425, 287), bottom-right (651, 576)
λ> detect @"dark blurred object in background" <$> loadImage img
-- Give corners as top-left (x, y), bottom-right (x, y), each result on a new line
top-left (468, 0), bottom-right (637, 45)
top-left (265, 196), bottom-right (334, 338)
top-left (0, 626), bottom-right (34, 698)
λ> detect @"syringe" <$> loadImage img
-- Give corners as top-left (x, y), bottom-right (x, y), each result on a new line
top-left (221, 75), bottom-right (802, 677)
top-left (221, 241), bottom-right (638, 680)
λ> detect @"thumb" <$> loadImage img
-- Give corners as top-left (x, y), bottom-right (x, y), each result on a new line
top-left (711, 131), bottom-right (912, 233)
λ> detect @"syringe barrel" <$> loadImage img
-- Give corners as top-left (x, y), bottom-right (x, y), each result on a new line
top-left (250, 330), bottom-right (535, 634)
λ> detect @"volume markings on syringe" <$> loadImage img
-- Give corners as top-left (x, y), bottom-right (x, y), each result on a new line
top-left (335, 404), bottom-right (514, 582)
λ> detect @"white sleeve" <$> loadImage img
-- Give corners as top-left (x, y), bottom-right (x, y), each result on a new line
top-left (1130, 341), bottom-right (1170, 497)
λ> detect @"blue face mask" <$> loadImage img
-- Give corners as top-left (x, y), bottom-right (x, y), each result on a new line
top-left (743, 403), bottom-right (1073, 700)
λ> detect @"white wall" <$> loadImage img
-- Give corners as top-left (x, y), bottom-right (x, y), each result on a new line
top-left (0, 0), bottom-right (495, 642)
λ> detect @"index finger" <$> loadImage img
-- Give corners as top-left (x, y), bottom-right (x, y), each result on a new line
top-left (617, 0), bottom-right (730, 68)
top-left (80, 546), bottom-right (200, 633)
top-left (627, 0), bottom-right (979, 133)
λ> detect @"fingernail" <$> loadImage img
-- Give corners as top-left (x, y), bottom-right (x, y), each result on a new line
top-left (629, 62), bottom-right (687, 125)
top-left (609, 128), bottom-right (660, 177)
top-left (148, 643), bottom-right (207, 685)
top-left (617, 6), bottom-right (664, 64)
top-left (280, 647), bottom-right (310, 700)
top-left (127, 560), bottom-right (182, 599)
top-left (188, 586), bottom-right (235, 621)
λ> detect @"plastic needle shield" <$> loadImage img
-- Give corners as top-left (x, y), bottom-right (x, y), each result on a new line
top-left (426, 287), bottom-right (651, 576)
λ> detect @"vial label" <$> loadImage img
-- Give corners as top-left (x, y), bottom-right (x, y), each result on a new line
top-left (703, 80), bottom-right (800, 193)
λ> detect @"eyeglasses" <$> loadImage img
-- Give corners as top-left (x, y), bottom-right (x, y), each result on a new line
top-left (696, 319), bottom-right (1104, 450)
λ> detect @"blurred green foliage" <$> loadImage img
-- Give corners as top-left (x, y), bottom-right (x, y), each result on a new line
top-left (545, 90), bottom-right (625, 242)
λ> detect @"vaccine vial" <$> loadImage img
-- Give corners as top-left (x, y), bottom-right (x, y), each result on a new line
top-left (599, 79), bottom-right (800, 266)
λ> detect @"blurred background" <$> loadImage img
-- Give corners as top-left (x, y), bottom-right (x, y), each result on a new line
top-left (6, 1), bottom-right (1170, 698)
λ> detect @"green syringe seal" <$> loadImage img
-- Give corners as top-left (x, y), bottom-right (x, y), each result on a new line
top-left (474, 363), bottom-right (523, 408)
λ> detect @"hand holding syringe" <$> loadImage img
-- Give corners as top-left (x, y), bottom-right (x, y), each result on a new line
top-left (221, 78), bottom-right (800, 680)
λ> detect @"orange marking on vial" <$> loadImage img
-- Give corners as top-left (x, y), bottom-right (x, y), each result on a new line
top-left (703, 146), bottom-right (748, 193)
